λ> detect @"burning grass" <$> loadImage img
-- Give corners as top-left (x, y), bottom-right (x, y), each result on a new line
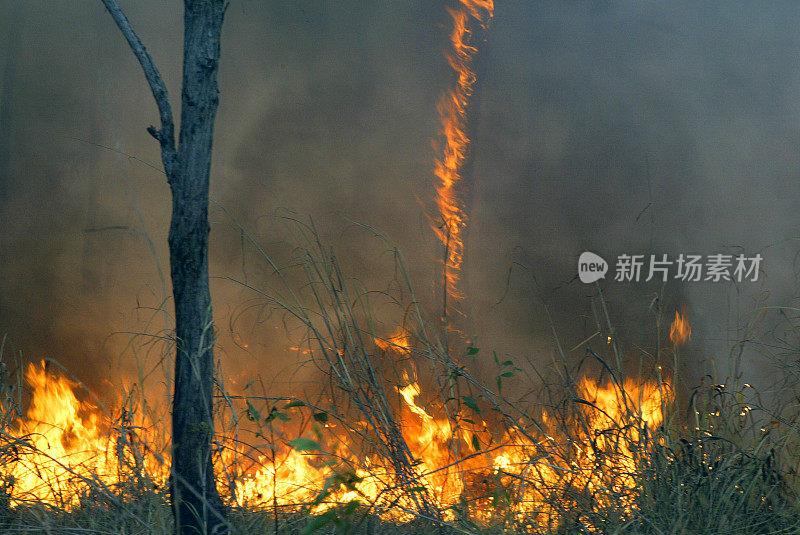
top-left (1, 228), bottom-right (799, 535)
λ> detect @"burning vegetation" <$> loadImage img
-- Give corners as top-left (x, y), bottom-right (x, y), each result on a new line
top-left (4, 337), bottom-right (671, 528)
top-left (2, 2), bottom-right (800, 535)
top-left (1, 254), bottom-right (797, 535)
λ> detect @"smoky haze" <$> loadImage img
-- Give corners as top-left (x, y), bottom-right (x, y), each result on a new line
top-left (1, 1), bottom-right (799, 398)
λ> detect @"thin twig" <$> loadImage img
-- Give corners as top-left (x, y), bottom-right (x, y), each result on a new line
top-left (99, 0), bottom-right (177, 177)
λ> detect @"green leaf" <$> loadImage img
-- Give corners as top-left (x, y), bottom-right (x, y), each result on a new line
top-left (471, 433), bottom-right (481, 451)
top-left (313, 411), bottom-right (329, 423)
top-left (460, 418), bottom-right (475, 425)
top-left (283, 400), bottom-right (305, 409)
top-left (244, 380), bottom-right (254, 390)
top-left (500, 371), bottom-right (515, 378)
top-left (462, 396), bottom-right (481, 413)
top-left (246, 401), bottom-right (260, 422)
top-left (288, 437), bottom-right (322, 452)
top-left (466, 346), bottom-right (480, 355)
top-left (275, 411), bottom-right (291, 422)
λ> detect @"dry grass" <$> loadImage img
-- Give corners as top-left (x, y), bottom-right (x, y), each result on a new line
top-left (2, 224), bottom-right (800, 534)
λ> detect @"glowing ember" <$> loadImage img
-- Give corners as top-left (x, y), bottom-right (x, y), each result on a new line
top-left (670, 311), bottom-right (691, 346)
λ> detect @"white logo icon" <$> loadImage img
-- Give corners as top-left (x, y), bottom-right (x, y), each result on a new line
top-left (578, 251), bottom-right (608, 283)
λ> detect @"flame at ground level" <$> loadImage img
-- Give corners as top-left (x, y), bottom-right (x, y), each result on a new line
top-left (5, 362), bottom-right (169, 507)
top-left (3, 360), bottom-right (670, 528)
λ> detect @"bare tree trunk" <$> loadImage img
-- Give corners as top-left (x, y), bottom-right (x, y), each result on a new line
top-left (170, 2), bottom-right (226, 534)
top-left (100, 1), bottom-right (227, 533)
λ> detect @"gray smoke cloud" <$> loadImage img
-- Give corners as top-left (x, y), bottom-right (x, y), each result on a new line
top-left (1, 1), bottom-right (799, 397)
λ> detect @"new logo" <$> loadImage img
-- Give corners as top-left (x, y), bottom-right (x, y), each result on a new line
top-left (578, 251), bottom-right (608, 283)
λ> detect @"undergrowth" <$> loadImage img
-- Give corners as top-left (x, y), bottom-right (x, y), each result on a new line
top-left (1, 224), bottom-right (799, 535)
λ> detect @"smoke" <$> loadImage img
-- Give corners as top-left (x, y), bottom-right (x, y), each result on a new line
top-left (466, 1), bottom-right (800, 388)
top-left (1, 1), bottom-right (800, 396)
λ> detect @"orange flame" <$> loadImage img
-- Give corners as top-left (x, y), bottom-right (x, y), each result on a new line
top-left (670, 311), bottom-right (691, 346)
top-left (374, 327), bottom-right (412, 354)
top-left (4, 360), bottom-right (670, 526)
top-left (2, 1), bottom-right (678, 525)
top-left (432, 0), bottom-right (493, 302)
top-left (7, 362), bottom-right (168, 507)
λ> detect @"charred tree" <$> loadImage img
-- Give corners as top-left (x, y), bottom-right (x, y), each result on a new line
top-left (100, 1), bottom-right (227, 534)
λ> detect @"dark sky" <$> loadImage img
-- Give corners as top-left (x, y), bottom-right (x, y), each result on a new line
top-left (2, 1), bottom-right (800, 397)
